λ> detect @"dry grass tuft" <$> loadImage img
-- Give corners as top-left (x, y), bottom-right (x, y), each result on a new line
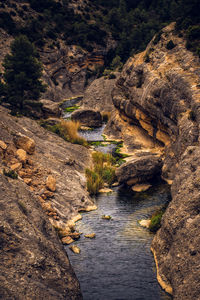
top-left (47, 120), bottom-right (87, 146)
top-left (86, 151), bottom-right (116, 195)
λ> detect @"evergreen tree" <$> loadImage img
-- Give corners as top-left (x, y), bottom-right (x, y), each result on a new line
top-left (2, 35), bottom-right (46, 111)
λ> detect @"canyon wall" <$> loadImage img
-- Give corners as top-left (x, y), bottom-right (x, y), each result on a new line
top-left (104, 23), bottom-right (200, 299)
top-left (0, 105), bottom-right (97, 298)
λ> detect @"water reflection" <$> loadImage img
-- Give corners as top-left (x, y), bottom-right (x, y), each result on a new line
top-left (66, 184), bottom-right (172, 300)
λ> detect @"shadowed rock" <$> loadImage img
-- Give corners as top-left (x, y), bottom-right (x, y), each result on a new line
top-left (116, 155), bottom-right (163, 185)
top-left (71, 109), bottom-right (102, 128)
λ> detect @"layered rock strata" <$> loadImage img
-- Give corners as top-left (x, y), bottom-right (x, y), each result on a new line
top-left (105, 23), bottom-right (200, 299)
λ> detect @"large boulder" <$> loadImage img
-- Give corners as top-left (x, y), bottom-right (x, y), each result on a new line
top-left (71, 109), bottom-right (102, 128)
top-left (14, 134), bottom-right (35, 155)
top-left (40, 99), bottom-right (62, 118)
top-left (116, 154), bottom-right (163, 185)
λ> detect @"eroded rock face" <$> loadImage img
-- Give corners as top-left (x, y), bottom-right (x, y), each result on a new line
top-left (40, 45), bottom-right (107, 101)
top-left (0, 174), bottom-right (82, 299)
top-left (105, 23), bottom-right (200, 299)
top-left (116, 154), bottom-right (162, 185)
top-left (81, 75), bottom-right (119, 112)
top-left (40, 99), bottom-right (62, 118)
top-left (71, 108), bottom-right (102, 128)
top-left (0, 105), bottom-right (94, 232)
top-left (152, 146), bottom-right (200, 300)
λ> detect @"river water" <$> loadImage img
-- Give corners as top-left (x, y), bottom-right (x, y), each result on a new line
top-left (65, 124), bottom-right (172, 300)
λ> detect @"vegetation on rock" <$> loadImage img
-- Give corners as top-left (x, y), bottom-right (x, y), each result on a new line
top-left (149, 208), bottom-right (165, 233)
top-left (43, 120), bottom-right (87, 146)
top-left (3, 169), bottom-right (18, 179)
top-left (0, 0), bottom-right (199, 75)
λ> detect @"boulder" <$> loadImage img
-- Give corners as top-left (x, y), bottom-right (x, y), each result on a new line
top-left (132, 183), bottom-right (152, 192)
top-left (69, 245), bottom-right (81, 254)
top-left (46, 175), bottom-right (56, 192)
top-left (16, 149), bottom-right (27, 164)
top-left (10, 162), bottom-right (22, 171)
top-left (61, 236), bottom-right (74, 245)
top-left (0, 140), bottom-right (7, 150)
top-left (116, 155), bottom-right (163, 185)
top-left (84, 233), bottom-right (96, 239)
top-left (40, 99), bottom-right (62, 118)
top-left (14, 134), bottom-right (35, 155)
top-left (71, 109), bottom-right (102, 128)
top-left (81, 75), bottom-right (119, 112)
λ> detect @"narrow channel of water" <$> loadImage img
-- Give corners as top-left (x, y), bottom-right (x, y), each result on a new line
top-left (66, 185), bottom-right (172, 300)
top-left (65, 123), bottom-right (172, 300)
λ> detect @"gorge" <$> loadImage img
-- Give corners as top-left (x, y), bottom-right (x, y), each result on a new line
top-left (0, 1), bottom-right (200, 299)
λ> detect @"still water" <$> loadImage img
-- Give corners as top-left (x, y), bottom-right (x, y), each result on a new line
top-left (66, 184), bottom-right (172, 300)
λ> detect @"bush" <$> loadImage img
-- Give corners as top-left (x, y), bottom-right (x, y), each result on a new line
top-left (3, 169), bottom-right (18, 179)
top-left (86, 151), bottom-right (116, 195)
top-left (85, 169), bottom-right (104, 195)
top-left (149, 209), bottom-right (164, 232)
top-left (48, 120), bottom-right (87, 146)
top-left (108, 73), bottom-right (116, 79)
top-left (166, 40), bottom-right (176, 50)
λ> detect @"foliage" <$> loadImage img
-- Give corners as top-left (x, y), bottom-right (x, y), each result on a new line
top-left (0, 0), bottom-right (199, 73)
top-left (3, 169), bottom-right (18, 179)
top-left (85, 168), bottom-right (104, 195)
top-left (149, 209), bottom-right (164, 232)
top-left (64, 105), bottom-right (80, 112)
top-left (1, 36), bottom-right (46, 112)
top-left (85, 151), bottom-right (116, 195)
top-left (46, 120), bottom-right (87, 146)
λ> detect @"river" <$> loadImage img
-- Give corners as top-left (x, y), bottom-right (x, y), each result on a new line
top-left (65, 118), bottom-right (172, 300)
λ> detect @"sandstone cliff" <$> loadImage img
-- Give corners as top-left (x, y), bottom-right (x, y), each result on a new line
top-left (104, 23), bottom-right (200, 299)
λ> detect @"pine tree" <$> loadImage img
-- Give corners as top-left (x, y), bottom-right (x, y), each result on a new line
top-left (2, 35), bottom-right (46, 111)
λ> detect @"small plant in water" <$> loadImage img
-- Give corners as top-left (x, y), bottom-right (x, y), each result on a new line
top-left (85, 151), bottom-right (116, 195)
top-left (149, 208), bottom-right (165, 232)
top-left (64, 105), bottom-right (80, 113)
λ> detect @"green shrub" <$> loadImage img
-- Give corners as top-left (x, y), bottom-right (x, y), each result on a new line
top-left (3, 169), bottom-right (18, 179)
top-left (64, 106), bottom-right (80, 112)
top-left (102, 166), bottom-right (116, 186)
top-left (86, 151), bottom-right (116, 195)
top-left (108, 73), bottom-right (116, 79)
top-left (149, 209), bottom-right (164, 232)
top-left (85, 169), bottom-right (104, 195)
